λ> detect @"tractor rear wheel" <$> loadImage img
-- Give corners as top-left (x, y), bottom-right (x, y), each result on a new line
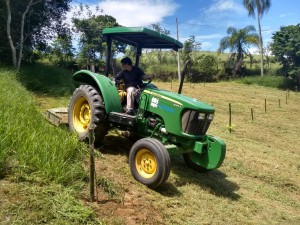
top-left (183, 152), bottom-right (210, 172)
top-left (129, 138), bottom-right (171, 188)
top-left (68, 85), bottom-right (108, 145)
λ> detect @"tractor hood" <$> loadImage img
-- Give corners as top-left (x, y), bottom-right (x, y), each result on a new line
top-left (139, 87), bottom-right (215, 137)
top-left (143, 87), bottom-right (215, 113)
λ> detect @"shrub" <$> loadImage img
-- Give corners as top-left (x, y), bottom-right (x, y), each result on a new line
top-left (235, 75), bottom-right (295, 89)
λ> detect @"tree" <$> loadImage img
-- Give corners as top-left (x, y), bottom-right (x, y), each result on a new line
top-left (150, 23), bottom-right (171, 64)
top-left (271, 24), bottom-right (300, 85)
top-left (49, 34), bottom-right (74, 67)
top-left (191, 54), bottom-right (219, 82)
top-left (1, 0), bottom-right (71, 70)
top-left (218, 25), bottom-right (259, 77)
top-left (73, 10), bottom-right (123, 71)
top-left (263, 42), bottom-right (272, 71)
top-left (243, 0), bottom-right (271, 76)
top-left (181, 36), bottom-right (201, 81)
top-left (181, 36), bottom-right (201, 63)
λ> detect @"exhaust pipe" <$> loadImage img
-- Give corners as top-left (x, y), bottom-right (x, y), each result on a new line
top-left (178, 60), bottom-right (190, 94)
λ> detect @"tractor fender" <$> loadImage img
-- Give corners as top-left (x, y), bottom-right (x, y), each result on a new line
top-left (73, 70), bottom-right (122, 113)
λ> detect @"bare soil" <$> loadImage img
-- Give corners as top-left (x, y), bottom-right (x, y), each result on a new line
top-left (82, 134), bottom-right (166, 225)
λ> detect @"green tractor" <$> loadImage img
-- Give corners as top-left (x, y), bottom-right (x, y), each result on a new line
top-left (68, 27), bottom-right (226, 188)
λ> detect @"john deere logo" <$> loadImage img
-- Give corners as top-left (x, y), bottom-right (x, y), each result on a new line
top-left (150, 97), bottom-right (159, 108)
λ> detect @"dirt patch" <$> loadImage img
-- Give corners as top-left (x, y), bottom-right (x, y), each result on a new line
top-left (0, 180), bottom-right (20, 224)
top-left (83, 134), bottom-right (165, 224)
top-left (92, 188), bottom-right (164, 225)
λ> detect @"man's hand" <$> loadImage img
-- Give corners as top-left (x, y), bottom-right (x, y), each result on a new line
top-left (134, 86), bottom-right (141, 96)
top-left (142, 74), bottom-right (151, 81)
top-left (113, 78), bottom-right (120, 86)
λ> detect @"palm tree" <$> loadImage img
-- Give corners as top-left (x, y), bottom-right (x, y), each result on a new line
top-left (243, 0), bottom-right (271, 76)
top-left (218, 25), bottom-right (259, 77)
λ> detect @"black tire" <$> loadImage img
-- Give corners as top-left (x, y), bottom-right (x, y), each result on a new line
top-left (149, 138), bottom-right (171, 185)
top-left (183, 152), bottom-right (211, 172)
top-left (68, 85), bottom-right (108, 145)
top-left (129, 138), bottom-right (171, 188)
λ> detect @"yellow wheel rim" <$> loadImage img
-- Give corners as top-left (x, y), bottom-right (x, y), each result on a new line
top-left (135, 149), bottom-right (157, 178)
top-left (73, 97), bottom-right (91, 133)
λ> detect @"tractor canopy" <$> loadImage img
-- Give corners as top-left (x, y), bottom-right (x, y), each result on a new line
top-left (102, 27), bottom-right (183, 76)
top-left (102, 27), bottom-right (183, 50)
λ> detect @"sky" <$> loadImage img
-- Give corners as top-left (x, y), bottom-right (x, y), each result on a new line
top-left (70, 0), bottom-right (300, 53)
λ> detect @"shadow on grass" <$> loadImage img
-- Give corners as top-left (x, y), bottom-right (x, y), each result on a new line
top-left (154, 182), bottom-right (183, 197)
top-left (168, 155), bottom-right (240, 200)
top-left (97, 134), bottom-right (240, 200)
top-left (98, 133), bottom-right (134, 156)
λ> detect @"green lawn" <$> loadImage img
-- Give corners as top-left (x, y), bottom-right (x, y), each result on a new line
top-left (1, 64), bottom-right (299, 224)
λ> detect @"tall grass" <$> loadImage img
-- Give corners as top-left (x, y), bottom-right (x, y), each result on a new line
top-left (0, 68), bottom-right (84, 184)
top-left (17, 63), bottom-right (75, 96)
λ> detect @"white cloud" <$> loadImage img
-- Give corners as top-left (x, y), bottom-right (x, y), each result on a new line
top-left (206, 0), bottom-right (245, 14)
top-left (98, 0), bottom-right (179, 26)
top-left (200, 41), bottom-right (214, 50)
top-left (248, 47), bottom-right (259, 55)
top-left (198, 0), bottom-right (247, 31)
top-left (65, 0), bottom-right (179, 51)
top-left (279, 12), bottom-right (296, 18)
top-left (196, 34), bottom-right (223, 40)
top-left (66, 0), bottom-right (178, 27)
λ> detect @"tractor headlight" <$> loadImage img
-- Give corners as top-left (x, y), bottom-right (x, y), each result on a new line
top-left (198, 113), bottom-right (206, 120)
top-left (208, 113), bottom-right (214, 121)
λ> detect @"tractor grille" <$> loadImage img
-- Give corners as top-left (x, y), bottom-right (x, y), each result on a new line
top-left (181, 110), bottom-right (212, 135)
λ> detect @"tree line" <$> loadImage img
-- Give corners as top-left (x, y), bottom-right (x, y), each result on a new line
top-left (0, 0), bottom-right (299, 85)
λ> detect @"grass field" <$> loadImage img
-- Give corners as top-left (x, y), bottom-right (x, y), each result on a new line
top-left (154, 81), bottom-right (300, 224)
top-left (85, 81), bottom-right (299, 224)
top-left (1, 65), bottom-right (299, 224)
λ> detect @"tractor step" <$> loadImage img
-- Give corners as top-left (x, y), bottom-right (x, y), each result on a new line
top-left (108, 112), bottom-right (136, 127)
top-left (44, 107), bottom-right (68, 126)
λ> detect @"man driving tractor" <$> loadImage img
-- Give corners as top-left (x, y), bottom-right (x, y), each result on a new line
top-left (114, 57), bottom-right (149, 115)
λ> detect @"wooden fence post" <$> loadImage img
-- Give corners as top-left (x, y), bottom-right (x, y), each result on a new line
top-left (229, 103), bottom-right (232, 133)
top-left (88, 126), bottom-right (96, 202)
top-left (265, 98), bottom-right (267, 113)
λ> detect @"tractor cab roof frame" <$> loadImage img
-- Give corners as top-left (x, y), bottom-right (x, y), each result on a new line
top-left (102, 27), bottom-right (183, 77)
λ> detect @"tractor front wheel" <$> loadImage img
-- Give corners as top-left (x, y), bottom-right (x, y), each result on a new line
top-left (129, 138), bottom-right (171, 188)
top-left (68, 85), bottom-right (108, 145)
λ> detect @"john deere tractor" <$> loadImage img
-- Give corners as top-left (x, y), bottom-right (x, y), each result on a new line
top-left (68, 27), bottom-right (226, 188)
